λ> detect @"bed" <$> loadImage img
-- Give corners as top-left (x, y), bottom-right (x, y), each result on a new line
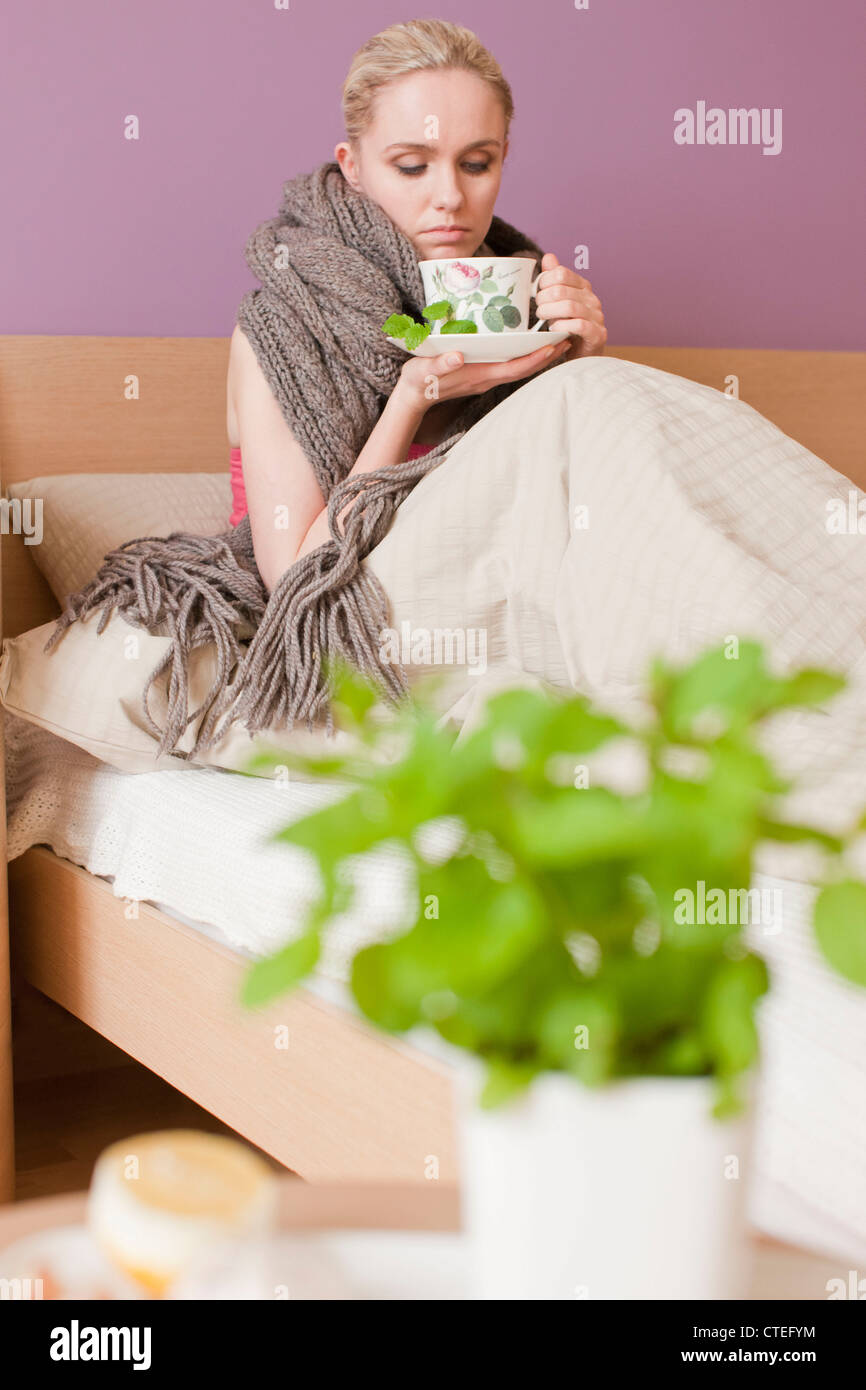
top-left (2, 334), bottom-right (865, 1250)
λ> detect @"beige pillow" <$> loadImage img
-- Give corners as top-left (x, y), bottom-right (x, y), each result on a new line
top-left (0, 610), bottom-right (362, 775)
top-left (1, 472), bottom-right (364, 775)
top-left (5, 472), bottom-right (233, 602)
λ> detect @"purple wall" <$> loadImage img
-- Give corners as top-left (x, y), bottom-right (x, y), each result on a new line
top-left (4, 0), bottom-right (864, 348)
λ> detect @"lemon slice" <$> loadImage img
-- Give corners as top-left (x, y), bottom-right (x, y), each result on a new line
top-left (87, 1130), bottom-right (278, 1296)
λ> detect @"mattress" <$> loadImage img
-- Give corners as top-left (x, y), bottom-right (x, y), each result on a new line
top-left (5, 709), bottom-right (866, 1265)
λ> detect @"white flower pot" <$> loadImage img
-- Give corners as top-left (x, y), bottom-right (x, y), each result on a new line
top-left (455, 1064), bottom-right (755, 1300)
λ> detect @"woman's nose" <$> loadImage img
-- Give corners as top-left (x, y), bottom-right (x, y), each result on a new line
top-left (432, 169), bottom-right (465, 211)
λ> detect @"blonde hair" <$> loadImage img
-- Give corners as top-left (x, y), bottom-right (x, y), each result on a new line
top-left (341, 18), bottom-right (514, 149)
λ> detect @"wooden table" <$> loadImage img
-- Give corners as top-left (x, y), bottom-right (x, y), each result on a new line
top-left (0, 1180), bottom-right (845, 1300)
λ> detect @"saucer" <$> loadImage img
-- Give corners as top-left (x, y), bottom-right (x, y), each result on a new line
top-left (389, 329), bottom-right (569, 364)
top-left (0, 1224), bottom-right (144, 1299)
top-left (0, 1222), bottom-right (468, 1300)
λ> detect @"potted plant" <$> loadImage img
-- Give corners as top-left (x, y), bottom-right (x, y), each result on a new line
top-left (237, 643), bottom-right (866, 1300)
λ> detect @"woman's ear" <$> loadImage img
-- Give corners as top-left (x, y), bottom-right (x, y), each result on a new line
top-left (334, 142), bottom-right (361, 191)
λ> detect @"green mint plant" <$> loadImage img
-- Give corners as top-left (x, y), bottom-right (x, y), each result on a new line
top-left (383, 298), bottom-right (478, 349)
top-left (238, 643), bottom-right (866, 1116)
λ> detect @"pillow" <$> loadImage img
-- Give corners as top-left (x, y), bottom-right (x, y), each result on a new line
top-left (4, 472), bottom-right (232, 602)
top-left (0, 472), bottom-right (365, 775)
top-left (0, 609), bottom-right (363, 776)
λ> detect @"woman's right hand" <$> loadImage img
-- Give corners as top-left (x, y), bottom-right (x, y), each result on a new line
top-left (398, 337), bottom-right (572, 413)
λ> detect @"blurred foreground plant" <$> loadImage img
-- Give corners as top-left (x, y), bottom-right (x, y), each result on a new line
top-left (239, 643), bottom-right (866, 1115)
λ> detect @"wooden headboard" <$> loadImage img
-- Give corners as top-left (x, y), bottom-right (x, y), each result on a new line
top-left (2, 335), bottom-right (865, 639)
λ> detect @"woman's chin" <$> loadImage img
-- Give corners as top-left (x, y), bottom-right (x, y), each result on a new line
top-left (418, 235), bottom-right (478, 259)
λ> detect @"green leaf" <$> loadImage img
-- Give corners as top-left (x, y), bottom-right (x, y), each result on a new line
top-left (659, 642), bottom-right (776, 740)
top-left (657, 643), bottom-right (846, 742)
top-left (240, 742), bottom-right (353, 781)
top-left (325, 659), bottom-right (381, 726)
top-left (350, 858), bottom-right (547, 1032)
top-left (700, 954), bottom-right (768, 1077)
top-left (421, 299), bottom-right (453, 322)
top-left (405, 321), bottom-right (432, 349)
top-left (500, 305), bottom-right (522, 329)
top-left (269, 788), bottom-right (398, 870)
top-left (440, 319), bottom-right (478, 335)
top-left (382, 313), bottom-right (413, 337)
top-left (648, 1030), bottom-right (709, 1076)
top-left (813, 880), bottom-right (866, 986)
top-left (478, 1056), bottom-right (541, 1108)
top-left (711, 1071), bottom-right (749, 1120)
top-left (536, 984), bottom-right (619, 1085)
top-left (508, 787), bottom-right (653, 865)
top-left (479, 278), bottom-right (497, 294)
top-left (481, 305), bottom-right (505, 333)
top-left (767, 668), bottom-right (846, 710)
top-left (351, 944), bottom-right (421, 1032)
top-left (241, 930), bottom-right (320, 1008)
top-left (757, 818), bottom-right (844, 853)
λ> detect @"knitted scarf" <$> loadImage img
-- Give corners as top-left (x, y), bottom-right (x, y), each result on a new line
top-left (43, 161), bottom-right (546, 760)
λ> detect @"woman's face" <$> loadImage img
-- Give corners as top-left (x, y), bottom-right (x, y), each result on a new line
top-left (335, 68), bottom-right (509, 259)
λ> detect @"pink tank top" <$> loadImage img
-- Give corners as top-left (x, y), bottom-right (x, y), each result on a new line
top-left (229, 441), bottom-right (434, 526)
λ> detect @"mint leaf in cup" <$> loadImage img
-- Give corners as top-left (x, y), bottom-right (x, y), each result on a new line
top-left (381, 305), bottom-right (475, 348)
top-left (382, 313), bottom-right (414, 337)
top-left (405, 321), bottom-right (432, 350)
top-left (421, 300), bottom-right (453, 322)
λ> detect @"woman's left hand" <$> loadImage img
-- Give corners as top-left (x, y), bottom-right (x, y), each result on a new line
top-left (533, 252), bottom-right (607, 360)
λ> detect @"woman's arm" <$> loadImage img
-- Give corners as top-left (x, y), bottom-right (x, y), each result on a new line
top-left (293, 375), bottom-right (427, 561)
top-left (231, 326), bottom-right (426, 592)
top-left (231, 327), bottom-right (569, 593)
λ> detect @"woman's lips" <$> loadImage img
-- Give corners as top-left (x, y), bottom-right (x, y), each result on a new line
top-left (424, 227), bottom-right (470, 241)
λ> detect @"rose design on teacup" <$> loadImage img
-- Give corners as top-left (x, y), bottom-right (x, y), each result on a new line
top-left (442, 261), bottom-right (482, 296)
top-left (426, 262), bottom-right (526, 332)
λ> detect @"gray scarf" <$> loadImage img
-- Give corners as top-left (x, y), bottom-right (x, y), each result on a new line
top-left (43, 160), bottom-right (546, 759)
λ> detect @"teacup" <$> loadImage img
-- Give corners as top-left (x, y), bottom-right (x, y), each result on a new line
top-left (418, 256), bottom-right (542, 335)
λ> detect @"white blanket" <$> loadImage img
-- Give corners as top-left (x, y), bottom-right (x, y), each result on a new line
top-left (367, 354), bottom-right (866, 841)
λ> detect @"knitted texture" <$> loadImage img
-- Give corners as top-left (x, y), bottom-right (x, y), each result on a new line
top-left (43, 161), bottom-right (545, 760)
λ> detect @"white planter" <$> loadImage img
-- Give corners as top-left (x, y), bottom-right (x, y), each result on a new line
top-left (455, 1063), bottom-right (755, 1300)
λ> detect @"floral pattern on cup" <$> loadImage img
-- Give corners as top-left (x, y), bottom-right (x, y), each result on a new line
top-left (428, 262), bottom-right (526, 333)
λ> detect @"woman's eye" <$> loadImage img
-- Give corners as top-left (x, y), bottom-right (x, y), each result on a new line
top-left (395, 161), bottom-right (492, 177)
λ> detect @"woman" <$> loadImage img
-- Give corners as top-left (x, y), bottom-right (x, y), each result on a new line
top-left (46, 19), bottom-right (862, 764)
top-left (226, 17), bottom-right (606, 595)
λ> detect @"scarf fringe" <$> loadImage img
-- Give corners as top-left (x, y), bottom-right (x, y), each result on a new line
top-left (43, 532), bottom-right (268, 760)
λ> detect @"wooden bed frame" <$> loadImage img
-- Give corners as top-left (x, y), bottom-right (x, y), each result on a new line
top-left (2, 335), bottom-right (865, 1204)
